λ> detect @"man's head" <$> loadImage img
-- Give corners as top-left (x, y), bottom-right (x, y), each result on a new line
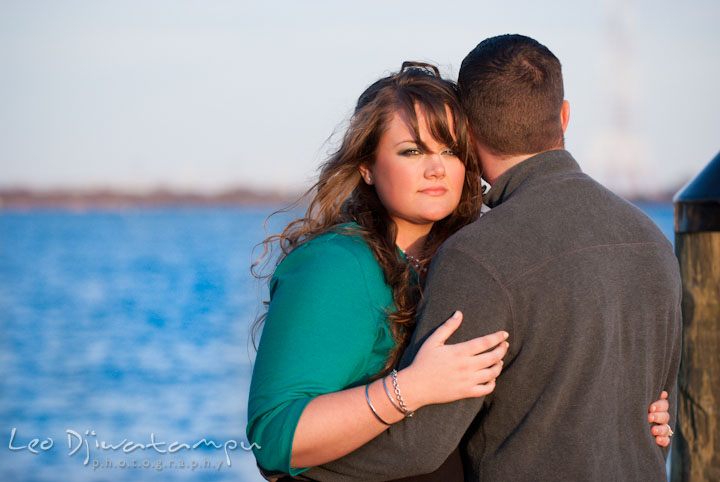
top-left (458, 34), bottom-right (567, 158)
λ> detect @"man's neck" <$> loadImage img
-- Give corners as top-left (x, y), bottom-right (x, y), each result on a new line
top-left (477, 144), bottom-right (562, 185)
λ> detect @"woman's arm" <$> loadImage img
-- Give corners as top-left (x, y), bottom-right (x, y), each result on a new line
top-left (247, 238), bottom-right (506, 476)
top-left (291, 311), bottom-right (508, 468)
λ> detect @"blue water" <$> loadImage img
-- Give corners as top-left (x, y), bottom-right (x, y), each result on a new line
top-left (0, 203), bottom-right (674, 481)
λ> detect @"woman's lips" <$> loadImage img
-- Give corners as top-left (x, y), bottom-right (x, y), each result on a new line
top-left (419, 187), bottom-right (447, 196)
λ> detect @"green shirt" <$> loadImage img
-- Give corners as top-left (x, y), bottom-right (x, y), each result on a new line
top-left (246, 225), bottom-right (396, 475)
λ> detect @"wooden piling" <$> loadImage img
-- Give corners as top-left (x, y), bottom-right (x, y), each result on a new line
top-left (671, 152), bottom-right (720, 482)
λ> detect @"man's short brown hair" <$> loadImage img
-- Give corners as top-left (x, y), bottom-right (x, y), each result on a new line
top-left (458, 34), bottom-right (564, 156)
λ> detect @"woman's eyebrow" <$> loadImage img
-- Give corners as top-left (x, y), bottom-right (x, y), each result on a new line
top-left (393, 139), bottom-right (418, 147)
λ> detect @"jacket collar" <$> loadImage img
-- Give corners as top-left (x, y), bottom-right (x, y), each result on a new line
top-left (483, 149), bottom-right (582, 208)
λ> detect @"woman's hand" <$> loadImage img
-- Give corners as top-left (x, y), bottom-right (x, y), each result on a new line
top-left (648, 391), bottom-right (673, 447)
top-left (398, 311), bottom-right (509, 411)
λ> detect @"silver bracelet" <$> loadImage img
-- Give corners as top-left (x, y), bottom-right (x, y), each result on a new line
top-left (390, 369), bottom-right (414, 417)
top-left (365, 383), bottom-right (391, 426)
top-left (382, 375), bottom-right (406, 415)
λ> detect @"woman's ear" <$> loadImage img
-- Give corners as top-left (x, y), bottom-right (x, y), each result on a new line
top-left (359, 164), bottom-right (374, 185)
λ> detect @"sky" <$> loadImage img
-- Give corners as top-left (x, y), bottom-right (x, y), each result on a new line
top-left (1, 0), bottom-right (719, 196)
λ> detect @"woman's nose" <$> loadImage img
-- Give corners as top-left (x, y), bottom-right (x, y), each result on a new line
top-left (425, 154), bottom-right (446, 178)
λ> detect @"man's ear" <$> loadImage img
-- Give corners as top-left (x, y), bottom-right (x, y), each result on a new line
top-left (467, 128), bottom-right (485, 160)
top-left (359, 164), bottom-right (374, 185)
top-left (467, 125), bottom-right (477, 147)
top-left (560, 100), bottom-right (570, 133)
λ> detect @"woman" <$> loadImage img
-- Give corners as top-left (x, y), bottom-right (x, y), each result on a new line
top-left (247, 63), bottom-right (672, 479)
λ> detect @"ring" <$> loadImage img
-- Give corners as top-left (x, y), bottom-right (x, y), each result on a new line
top-left (667, 425), bottom-right (674, 437)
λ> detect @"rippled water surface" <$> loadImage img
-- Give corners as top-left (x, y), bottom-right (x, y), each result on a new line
top-left (0, 203), bottom-right (674, 481)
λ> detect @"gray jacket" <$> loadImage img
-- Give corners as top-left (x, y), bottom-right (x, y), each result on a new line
top-left (305, 149), bottom-right (682, 481)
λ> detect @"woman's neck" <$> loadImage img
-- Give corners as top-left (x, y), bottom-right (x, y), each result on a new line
top-left (395, 222), bottom-right (432, 258)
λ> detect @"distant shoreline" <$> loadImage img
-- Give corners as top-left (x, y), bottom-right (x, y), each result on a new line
top-left (0, 185), bottom-right (675, 211)
top-left (0, 187), bottom-right (303, 210)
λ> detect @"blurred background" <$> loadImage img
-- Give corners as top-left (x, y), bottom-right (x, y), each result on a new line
top-left (0, 0), bottom-right (717, 480)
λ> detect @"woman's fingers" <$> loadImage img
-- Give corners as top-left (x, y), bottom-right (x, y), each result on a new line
top-left (652, 423), bottom-right (672, 438)
top-left (648, 391), bottom-right (673, 447)
top-left (426, 311), bottom-right (463, 345)
top-left (649, 392), bottom-right (670, 423)
top-left (650, 399), bottom-right (669, 414)
top-left (471, 378), bottom-right (496, 397)
top-left (475, 360), bottom-right (503, 384)
top-left (408, 313), bottom-right (509, 406)
top-left (472, 340), bottom-right (509, 370)
top-left (463, 330), bottom-right (509, 355)
top-left (649, 410), bottom-right (670, 425)
top-left (655, 436), bottom-right (671, 447)
top-left (649, 393), bottom-right (669, 415)
top-left (653, 423), bottom-right (673, 446)
top-left (428, 310), bottom-right (509, 357)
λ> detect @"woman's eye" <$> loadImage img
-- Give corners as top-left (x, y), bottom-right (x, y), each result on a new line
top-left (442, 149), bottom-right (458, 157)
top-left (400, 148), bottom-right (421, 156)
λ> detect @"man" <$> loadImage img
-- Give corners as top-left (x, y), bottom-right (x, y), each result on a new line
top-left (304, 34), bottom-right (682, 481)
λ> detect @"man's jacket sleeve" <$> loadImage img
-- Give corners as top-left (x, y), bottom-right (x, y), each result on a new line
top-left (302, 246), bottom-right (515, 481)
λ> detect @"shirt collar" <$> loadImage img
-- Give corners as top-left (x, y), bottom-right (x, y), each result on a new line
top-left (483, 149), bottom-right (582, 208)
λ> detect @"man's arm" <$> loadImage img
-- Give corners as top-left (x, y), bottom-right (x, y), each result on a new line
top-left (302, 245), bottom-right (515, 481)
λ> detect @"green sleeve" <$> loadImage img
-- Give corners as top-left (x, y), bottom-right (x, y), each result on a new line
top-left (246, 236), bottom-right (392, 475)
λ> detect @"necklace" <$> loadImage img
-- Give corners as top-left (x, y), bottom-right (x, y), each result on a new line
top-left (404, 252), bottom-right (427, 273)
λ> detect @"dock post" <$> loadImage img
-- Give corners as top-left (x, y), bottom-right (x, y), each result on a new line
top-left (671, 152), bottom-right (720, 482)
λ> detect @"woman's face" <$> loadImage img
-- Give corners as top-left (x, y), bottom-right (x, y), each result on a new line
top-left (361, 105), bottom-right (466, 246)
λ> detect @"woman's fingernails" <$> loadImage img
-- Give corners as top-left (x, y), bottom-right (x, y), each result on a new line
top-left (651, 405), bottom-right (656, 412)
top-left (504, 342), bottom-right (510, 348)
top-left (650, 414), bottom-right (655, 422)
top-left (452, 311), bottom-right (461, 318)
top-left (502, 331), bottom-right (509, 339)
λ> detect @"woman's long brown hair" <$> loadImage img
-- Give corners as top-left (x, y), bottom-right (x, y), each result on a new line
top-left (252, 62), bottom-right (483, 376)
